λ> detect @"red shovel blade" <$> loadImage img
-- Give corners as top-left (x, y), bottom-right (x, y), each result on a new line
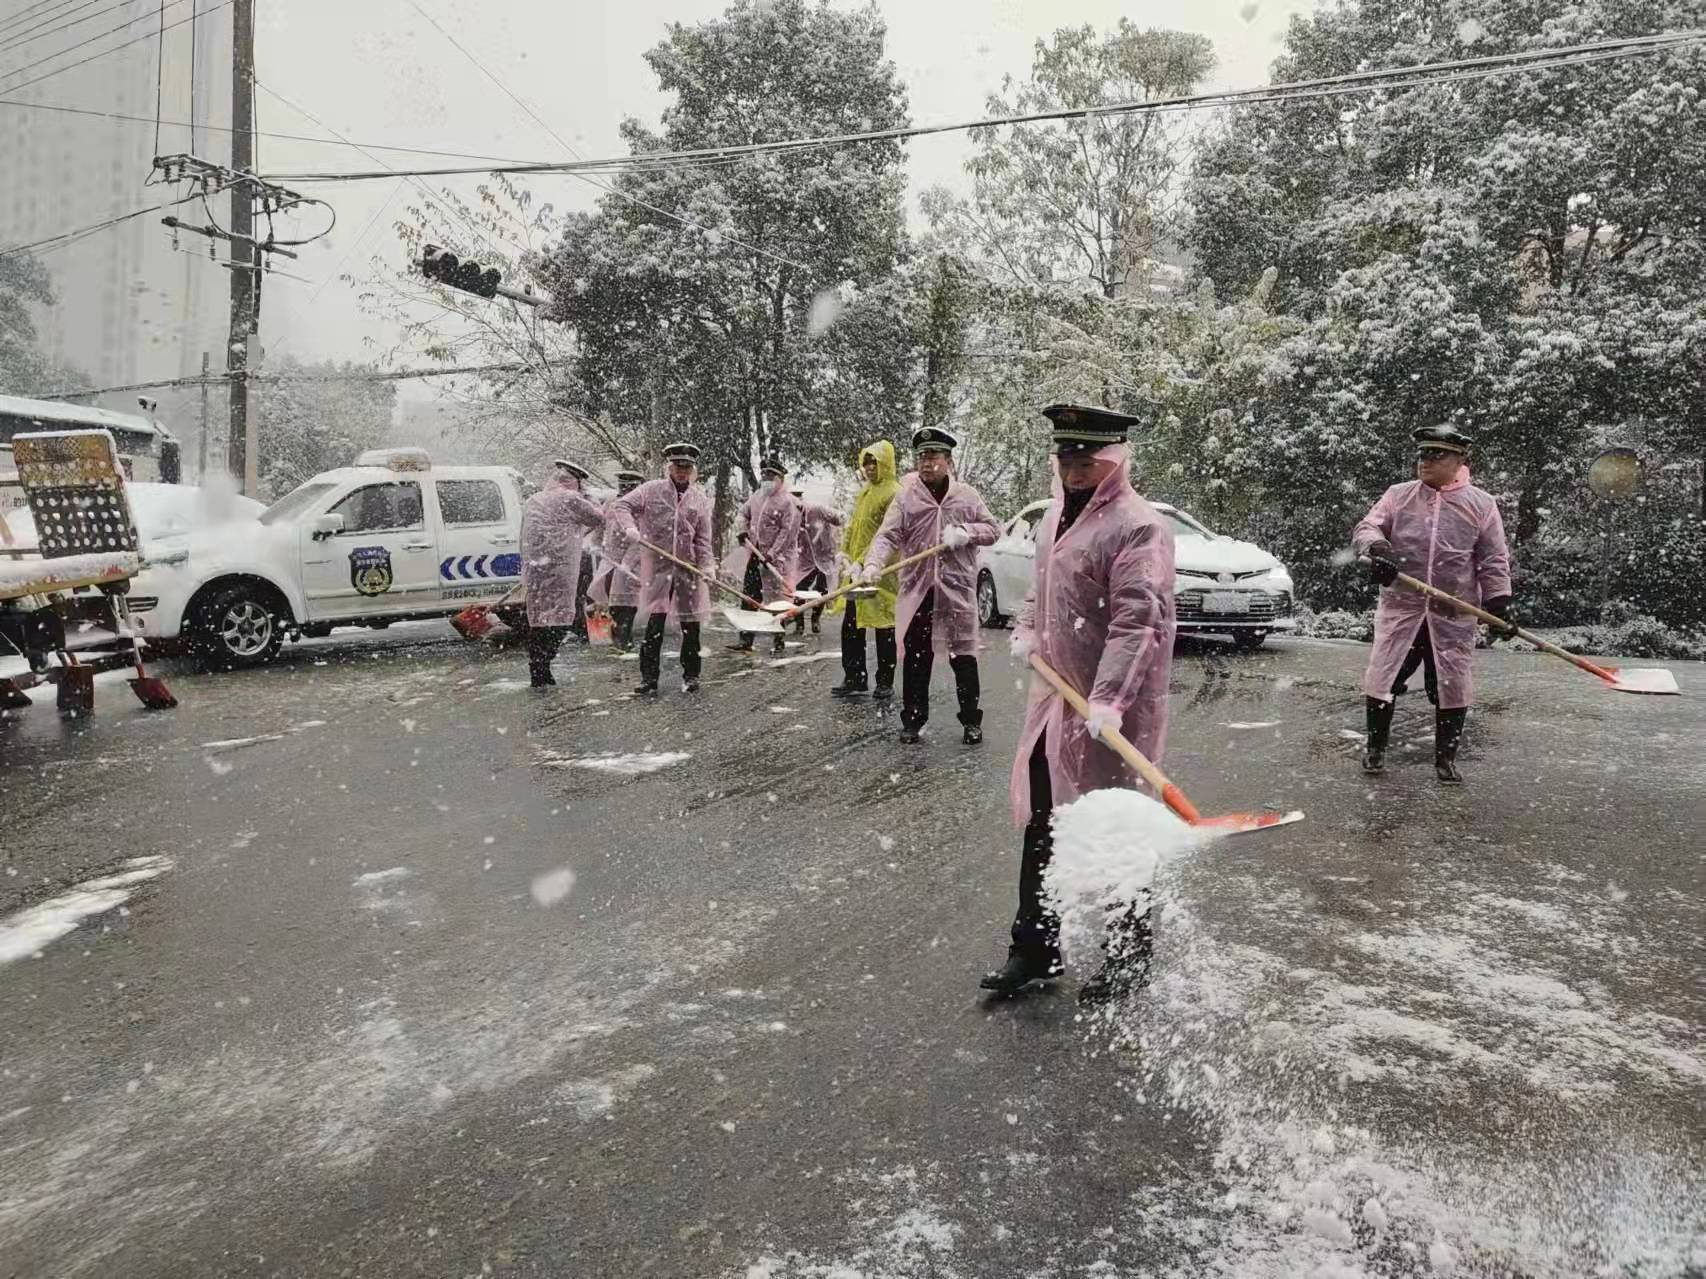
top-left (129, 674), bottom-right (178, 710)
top-left (1192, 808), bottom-right (1307, 837)
top-left (1602, 666), bottom-right (1682, 696)
top-left (450, 606), bottom-right (496, 641)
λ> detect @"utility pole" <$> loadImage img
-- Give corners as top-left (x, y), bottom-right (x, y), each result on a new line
top-left (226, 0), bottom-right (257, 496)
top-left (197, 351), bottom-right (211, 479)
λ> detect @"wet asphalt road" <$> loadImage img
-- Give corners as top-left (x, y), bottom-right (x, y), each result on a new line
top-left (1, 622), bottom-right (1702, 1278)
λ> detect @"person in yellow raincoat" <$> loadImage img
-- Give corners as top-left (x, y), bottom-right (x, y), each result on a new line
top-left (829, 440), bottom-right (900, 699)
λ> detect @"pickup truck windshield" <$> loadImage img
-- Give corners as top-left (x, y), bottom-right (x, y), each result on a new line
top-left (259, 482), bottom-right (337, 526)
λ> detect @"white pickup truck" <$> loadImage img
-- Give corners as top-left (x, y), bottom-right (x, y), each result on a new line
top-left (128, 448), bottom-right (533, 668)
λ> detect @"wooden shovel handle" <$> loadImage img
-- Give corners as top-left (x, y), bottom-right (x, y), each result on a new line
top-left (778, 543), bottom-right (948, 621)
top-left (1027, 653), bottom-right (1204, 825)
top-left (638, 539), bottom-right (764, 609)
top-left (1392, 571), bottom-right (1619, 684)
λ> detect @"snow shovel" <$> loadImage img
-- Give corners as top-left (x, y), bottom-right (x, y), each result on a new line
top-left (1392, 572), bottom-right (1682, 696)
top-left (1028, 653), bottom-right (1305, 836)
top-left (770, 543), bottom-right (949, 624)
top-left (451, 583), bottom-right (524, 641)
top-left (632, 539), bottom-right (781, 634)
top-left (126, 636), bottom-right (176, 709)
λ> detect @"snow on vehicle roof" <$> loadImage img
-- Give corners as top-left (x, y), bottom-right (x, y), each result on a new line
top-left (0, 394), bottom-right (177, 442)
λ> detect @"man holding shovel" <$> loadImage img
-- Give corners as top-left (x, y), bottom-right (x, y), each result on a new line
top-left (790, 487), bottom-right (842, 638)
top-left (521, 460), bottom-right (608, 688)
top-left (610, 443), bottom-right (714, 696)
top-left (1353, 425), bottom-right (1513, 784)
top-left (981, 405), bottom-right (1176, 1001)
top-left (589, 468), bottom-right (647, 651)
top-left (727, 458), bottom-right (800, 658)
top-left (831, 441), bottom-right (900, 700)
top-left (860, 427), bottom-right (999, 745)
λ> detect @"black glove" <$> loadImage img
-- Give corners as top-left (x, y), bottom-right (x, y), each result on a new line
top-left (1363, 539), bottom-right (1399, 587)
top-left (1483, 595), bottom-right (1516, 641)
top-left (736, 531), bottom-right (749, 546)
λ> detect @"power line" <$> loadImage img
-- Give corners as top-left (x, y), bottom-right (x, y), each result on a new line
top-left (0, 188), bottom-right (206, 259)
top-left (401, 0), bottom-right (813, 272)
top-left (0, 0), bottom-right (188, 84)
top-left (262, 29), bottom-right (1706, 184)
top-left (0, 0), bottom-right (126, 52)
top-left (151, 0), bottom-right (163, 156)
top-left (25, 361), bottom-right (532, 400)
top-left (0, 0), bottom-right (83, 37)
top-left (0, 0), bottom-right (230, 98)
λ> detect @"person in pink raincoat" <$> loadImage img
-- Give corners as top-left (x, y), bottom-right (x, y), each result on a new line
top-left (521, 460), bottom-right (608, 687)
top-left (1353, 425), bottom-right (1513, 784)
top-left (788, 486), bottom-right (843, 637)
top-left (727, 457), bottom-right (801, 657)
top-left (609, 442), bottom-right (714, 696)
top-left (978, 405), bottom-right (1176, 1002)
top-left (859, 426), bottom-right (1000, 746)
top-left (587, 469), bottom-right (647, 651)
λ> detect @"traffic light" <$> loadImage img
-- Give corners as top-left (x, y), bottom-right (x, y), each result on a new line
top-left (419, 244), bottom-right (502, 299)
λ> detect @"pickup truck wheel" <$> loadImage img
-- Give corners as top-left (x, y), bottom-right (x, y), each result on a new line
top-left (977, 571), bottom-right (1007, 629)
top-left (191, 584), bottom-right (284, 670)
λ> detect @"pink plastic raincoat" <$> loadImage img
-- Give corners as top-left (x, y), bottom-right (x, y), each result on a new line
top-left (862, 471), bottom-right (999, 657)
top-left (795, 500), bottom-right (843, 577)
top-left (609, 476), bottom-right (713, 624)
top-left (521, 473), bottom-right (605, 627)
top-left (728, 481), bottom-right (801, 599)
top-left (587, 493), bottom-right (645, 609)
top-left (1352, 468), bottom-right (1511, 710)
top-left (1008, 446), bottom-right (1176, 827)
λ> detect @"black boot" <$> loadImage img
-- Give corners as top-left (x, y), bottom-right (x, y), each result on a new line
top-left (872, 684), bottom-right (893, 702)
top-left (633, 681), bottom-right (659, 696)
top-left (726, 640), bottom-right (753, 653)
top-left (772, 634), bottom-right (787, 656)
top-left (963, 724), bottom-right (983, 746)
top-left (980, 944), bottom-right (1064, 994)
top-left (1362, 696), bottom-right (1395, 774)
top-left (1435, 707), bottom-right (1467, 784)
top-left (1078, 911), bottom-right (1154, 1005)
top-left (831, 679), bottom-right (868, 698)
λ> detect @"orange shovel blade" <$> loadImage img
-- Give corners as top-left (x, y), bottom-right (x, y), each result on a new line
top-left (450, 606), bottom-right (495, 641)
top-left (1191, 809), bottom-right (1306, 837)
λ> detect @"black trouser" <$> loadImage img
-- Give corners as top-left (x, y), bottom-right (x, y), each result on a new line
top-left (528, 625), bottom-right (569, 685)
top-left (840, 602), bottom-right (896, 689)
top-left (901, 590), bottom-right (980, 732)
top-left (735, 555), bottom-right (784, 651)
top-left (1392, 625), bottom-right (1439, 704)
top-left (610, 604), bottom-right (637, 650)
top-left (640, 612), bottom-right (701, 685)
top-left (1011, 733), bottom-right (1154, 963)
top-left (791, 568), bottom-right (827, 633)
top-left (570, 556), bottom-right (594, 638)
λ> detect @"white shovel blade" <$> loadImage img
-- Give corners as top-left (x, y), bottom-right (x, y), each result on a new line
top-left (1606, 666), bottom-right (1681, 696)
top-left (722, 606), bottom-right (783, 634)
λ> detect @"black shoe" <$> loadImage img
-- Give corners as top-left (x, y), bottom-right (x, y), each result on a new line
top-left (872, 685), bottom-right (893, 702)
top-left (980, 946), bottom-right (1064, 994)
top-left (810, 620), bottom-right (821, 635)
top-left (1077, 956), bottom-right (1151, 1005)
top-left (633, 681), bottom-right (659, 696)
top-left (529, 677), bottom-right (555, 689)
top-left (682, 677), bottom-right (700, 693)
top-left (1362, 745), bottom-right (1386, 774)
top-left (1436, 756), bottom-right (1463, 784)
top-left (898, 727), bottom-right (922, 744)
top-left (963, 724), bottom-right (983, 746)
top-left (772, 638), bottom-right (787, 656)
top-left (726, 641), bottom-right (753, 653)
top-left (831, 681), bottom-right (868, 698)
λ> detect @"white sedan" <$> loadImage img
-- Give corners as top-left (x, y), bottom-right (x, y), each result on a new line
top-left (975, 499), bottom-right (1296, 650)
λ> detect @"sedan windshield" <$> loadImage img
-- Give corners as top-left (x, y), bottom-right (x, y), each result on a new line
top-left (1161, 508), bottom-right (1216, 539)
top-left (259, 482), bottom-right (337, 526)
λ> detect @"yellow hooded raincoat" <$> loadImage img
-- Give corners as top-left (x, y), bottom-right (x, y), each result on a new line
top-left (834, 439), bottom-right (901, 629)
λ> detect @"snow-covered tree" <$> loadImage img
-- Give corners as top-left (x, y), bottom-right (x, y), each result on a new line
top-left (254, 357), bottom-right (397, 499)
top-left (0, 249), bottom-right (87, 396)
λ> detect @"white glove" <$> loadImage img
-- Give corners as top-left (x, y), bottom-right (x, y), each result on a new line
top-left (941, 525), bottom-right (971, 550)
top-left (856, 563), bottom-right (879, 586)
top-left (1084, 701), bottom-right (1121, 742)
top-left (1010, 630), bottom-right (1034, 660)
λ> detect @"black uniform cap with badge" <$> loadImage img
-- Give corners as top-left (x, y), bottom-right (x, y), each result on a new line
top-left (759, 456), bottom-right (787, 478)
top-left (1041, 403), bottom-right (1141, 455)
top-left (1413, 425), bottom-right (1473, 460)
top-left (616, 468), bottom-right (645, 492)
top-left (662, 442), bottom-right (701, 466)
top-left (553, 458), bottom-right (590, 481)
top-left (911, 426), bottom-right (959, 455)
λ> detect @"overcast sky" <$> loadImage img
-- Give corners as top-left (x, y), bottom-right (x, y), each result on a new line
top-left (252, 0), bottom-right (1314, 397)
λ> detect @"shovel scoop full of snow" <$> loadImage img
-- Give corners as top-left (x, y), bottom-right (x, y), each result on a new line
top-left (721, 606), bottom-right (784, 633)
top-left (1042, 789), bottom-right (1206, 968)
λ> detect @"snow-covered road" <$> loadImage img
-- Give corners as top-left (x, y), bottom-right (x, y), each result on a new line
top-left (0, 625), bottom-right (1700, 1276)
